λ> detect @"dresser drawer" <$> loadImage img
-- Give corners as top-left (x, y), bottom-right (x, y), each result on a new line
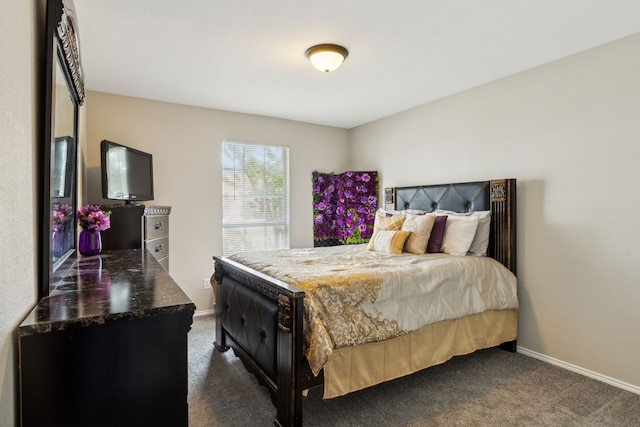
top-left (144, 215), bottom-right (169, 240)
top-left (145, 236), bottom-right (169, 261)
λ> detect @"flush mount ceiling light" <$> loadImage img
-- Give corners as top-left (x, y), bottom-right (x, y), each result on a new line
top-left (305, 44), bottom-right (349, 73)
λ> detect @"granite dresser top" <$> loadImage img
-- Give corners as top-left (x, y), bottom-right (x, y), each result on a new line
top-left (19, 249), bottom-right (195, 336)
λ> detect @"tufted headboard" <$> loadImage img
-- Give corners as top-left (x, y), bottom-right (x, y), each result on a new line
top-left (395, 179), bottom-right (516, 274)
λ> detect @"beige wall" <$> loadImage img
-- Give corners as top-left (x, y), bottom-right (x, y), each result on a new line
top-left (349, 33), bottom-right (640, 390)
top-left (84, 92), bottom-right (350, 311)
top-left (3, 3), bottom-right (638, 422)
top-left (0, 1), bottom-right (39, 424)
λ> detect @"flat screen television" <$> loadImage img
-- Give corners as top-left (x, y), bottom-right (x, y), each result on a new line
top-left (101, 140), bottom-right (154, 204)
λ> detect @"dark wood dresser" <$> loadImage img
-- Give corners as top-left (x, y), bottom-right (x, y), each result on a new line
top-left (18, 249), bottom-right (195, 427)
top-left (101, 205), bottom-right (171, 271)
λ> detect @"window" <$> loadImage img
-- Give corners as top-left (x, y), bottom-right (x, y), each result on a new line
top-left (222, 141), bottom-right (289, 255)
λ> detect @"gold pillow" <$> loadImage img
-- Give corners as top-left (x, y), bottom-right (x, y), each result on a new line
top-left (367, 213), bottom-right (406, 250)
top-left (368, 230), bottom-right (411, 254)
top-left (402, 213), bottom-right (436, 255)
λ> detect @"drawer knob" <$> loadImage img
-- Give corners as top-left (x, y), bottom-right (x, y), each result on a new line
top-left (155, 244), bottom-right (164, 253)
top-left (155, 222), bottom-right (164, 230)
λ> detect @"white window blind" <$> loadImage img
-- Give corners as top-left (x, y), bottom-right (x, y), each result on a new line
top-left (222, 141), bottom-right (289, 256)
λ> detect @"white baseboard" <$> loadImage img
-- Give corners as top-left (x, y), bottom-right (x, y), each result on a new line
top-left (517, 346), bottom-right (640, 396)
top-left (194, 308), bottom-right (215, 317)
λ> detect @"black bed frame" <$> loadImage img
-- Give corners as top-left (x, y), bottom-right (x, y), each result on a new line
top-left (212, 179), bottom-right (516, 426)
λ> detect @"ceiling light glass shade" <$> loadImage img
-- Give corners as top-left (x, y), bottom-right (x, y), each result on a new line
top-left (305, 44), bottom-right (349, 73)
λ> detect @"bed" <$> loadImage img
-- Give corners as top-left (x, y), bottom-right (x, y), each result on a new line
top-left (211, 179), bottom-right (516, 427)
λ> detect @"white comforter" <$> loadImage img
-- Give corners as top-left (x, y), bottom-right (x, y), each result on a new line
top-left (229, 244), bottom-right (518, 373)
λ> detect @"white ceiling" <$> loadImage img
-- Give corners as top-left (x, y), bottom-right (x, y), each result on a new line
top-left (72, 0), bottom-right (640, 129)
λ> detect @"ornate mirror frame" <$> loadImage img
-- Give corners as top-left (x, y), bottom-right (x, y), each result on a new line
top-left (39, 0), bottom-right (85, 299)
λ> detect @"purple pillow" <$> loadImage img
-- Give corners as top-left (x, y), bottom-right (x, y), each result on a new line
top-left (427, 215), bottom-right (447, 253)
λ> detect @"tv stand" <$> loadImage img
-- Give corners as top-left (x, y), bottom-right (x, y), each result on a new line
top-left (101, 204), bottom-right (171, 270)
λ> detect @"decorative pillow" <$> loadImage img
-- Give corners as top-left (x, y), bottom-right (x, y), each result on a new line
top-left (435, 209), bottom-right (491, 256)
top-left (401, 213), bottom-right (436, 255)
top-left (468, 210), bottom-right (491, 256)
top-left (367, 230), bottom-right (411, 254)
top-left (427, 215), bottom-right (447, 253)
top-left (367, 213), bottom-right (406, 250)
top-left (440, 215), bottom-right (479, 256)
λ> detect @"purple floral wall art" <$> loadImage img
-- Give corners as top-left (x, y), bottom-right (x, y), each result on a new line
top-left (312, 170), bottom-right (378, 246)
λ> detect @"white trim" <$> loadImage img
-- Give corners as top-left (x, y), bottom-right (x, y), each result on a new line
top-left (517, 346), bottom-right (640, 396)
top-left (194, 308), bottom-right (215, 317)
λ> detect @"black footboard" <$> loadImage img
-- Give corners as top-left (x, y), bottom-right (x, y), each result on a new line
top-left (213, 257), bottom-right (308, 427)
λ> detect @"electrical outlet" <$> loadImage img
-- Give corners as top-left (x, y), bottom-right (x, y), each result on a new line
top-left (203, 278), bottom-right (210, 290)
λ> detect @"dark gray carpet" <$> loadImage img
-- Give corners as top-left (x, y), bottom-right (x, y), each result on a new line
top-left (188, 314), bottom-right (640, 426)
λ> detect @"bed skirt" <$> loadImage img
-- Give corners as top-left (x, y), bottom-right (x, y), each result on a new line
top-left (321, 309), bottom-right (517, 399)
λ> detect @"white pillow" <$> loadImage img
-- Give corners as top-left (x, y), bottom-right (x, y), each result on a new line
top-left (435, 209), bottom-right (491, 256)
top-left (440, 215), bottom-right (479, 256)
top-left (404, 209), bottom-right (429, 215)
top-left (468, 210), bottom-right (491, 256)
top-left (376, 208), bottom-right (396, 217)
top-left (377, 208), bottom-right (427, 216)
top-left (401, 213), bottom-right (436, 255)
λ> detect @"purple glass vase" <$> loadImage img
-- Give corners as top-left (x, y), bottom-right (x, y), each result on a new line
top-left (52, 229), bottom-right (69, 257)
top-left (78, 229), bottom-right (102, 256)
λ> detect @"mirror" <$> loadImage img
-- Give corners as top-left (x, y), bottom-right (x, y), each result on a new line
top-left (40, 0), bottom-right (85, 299)
top-left (50, 61), bottom-right (76, 266)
